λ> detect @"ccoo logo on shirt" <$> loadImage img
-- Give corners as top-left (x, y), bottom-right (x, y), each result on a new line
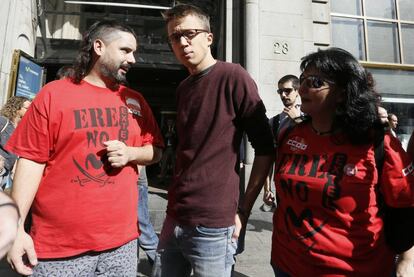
top-left (286, 136), bottom-right (308, 151)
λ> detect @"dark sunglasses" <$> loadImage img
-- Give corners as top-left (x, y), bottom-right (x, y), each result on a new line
top-left (168, 29), bottom-right (209, 44)
top-left (277, 88), bottom-right (295, 95)
top-left (299, 74), bottom-right (335, 89)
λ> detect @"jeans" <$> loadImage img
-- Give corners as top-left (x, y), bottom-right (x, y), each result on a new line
top-left (138, 167), bottom-right (159, 264)
top-left (152, 215), bottom-right (237, 277)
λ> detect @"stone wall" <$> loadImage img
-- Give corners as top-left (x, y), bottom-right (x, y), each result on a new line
top-left (0, 0), bottom-right (37, 104)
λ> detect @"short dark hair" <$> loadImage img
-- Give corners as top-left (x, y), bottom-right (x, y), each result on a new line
top-left (56, 65), bottom-right (75, 80)
top-left (300, 47), bottom-right (380, 144)
top-left (388, 113), bottom-right (397, 120)
top-left (162, 4), bottom-right (211, 32)
top-left (72, 20), bottom-right (137, 84)
top-left (278, 75), bottom-right (299, 90)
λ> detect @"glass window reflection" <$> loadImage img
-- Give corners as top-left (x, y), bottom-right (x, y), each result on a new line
top-left (331, 0), bottom-right (362, 15)
top-left (331, 17), bottom-right (366, 60)
top-left (367, 21), bottom-right (400, 63)
top-left (365, 0), bottom-right (396, 19)
top-left (398, 0), bottom-right (414, 21)
top-left (401, 24), bottom-right (414, 64)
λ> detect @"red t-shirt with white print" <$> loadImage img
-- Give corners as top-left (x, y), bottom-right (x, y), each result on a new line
top-left (272, 122), bottom-right (414, 276)
top-left (6, 79), bottom-right (163, 258)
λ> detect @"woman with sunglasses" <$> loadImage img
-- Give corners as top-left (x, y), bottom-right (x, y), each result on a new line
top-left (270, 47), bottom-right (414, 276)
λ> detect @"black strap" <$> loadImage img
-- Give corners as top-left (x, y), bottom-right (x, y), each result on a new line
top-left (0, 119), bottom-right (9, 134)
top-left (271, 114), bottom-right (280, 139)
top-left (374, 134), bottom-right (386, 215)
top-left (374, 135), bottom-right (385, 177)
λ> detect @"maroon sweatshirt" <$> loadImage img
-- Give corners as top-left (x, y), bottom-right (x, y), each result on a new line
top-left (167, 61), bottom-right (274, 227)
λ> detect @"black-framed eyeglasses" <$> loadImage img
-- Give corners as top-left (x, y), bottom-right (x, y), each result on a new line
top-left (299, 74), bottom-right (335, 89)
top-left (168, 29), bottom-right (210, 44)
top-left (277, 88), bottom-right (295, 95)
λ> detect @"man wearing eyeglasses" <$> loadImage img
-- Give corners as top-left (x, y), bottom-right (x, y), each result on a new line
top-left (153, 4), bottom-right (274, 277)
top-left (262, 75), bottom-right (302, 209)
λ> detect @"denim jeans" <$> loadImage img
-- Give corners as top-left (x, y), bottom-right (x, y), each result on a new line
top-left (152, 215), bottom-right (237, 277)
top-left (138, 167), bottom-right (159, 264)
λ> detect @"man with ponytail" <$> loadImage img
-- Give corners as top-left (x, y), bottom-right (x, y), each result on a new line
top-left (5, 20), bottom-right (163, 276)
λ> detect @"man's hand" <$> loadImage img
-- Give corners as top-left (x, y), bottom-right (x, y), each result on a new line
top-left (7, 230), bottom-right (37, 275)
top-left (232, 213), bottom-right (243, 242)
top-left (263, 190), bottom-right (275, 205)
top-left (104, 140), bottom-right (130, 168)
top-left (396, 246), bottom-right (414, 277)
top-left (396, 257), bottom-right (414, 277)
top-left (283, 106), bottom-right (301, 120)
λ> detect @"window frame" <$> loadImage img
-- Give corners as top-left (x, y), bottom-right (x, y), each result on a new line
top-left (331, 0), bottom-right (414, 68)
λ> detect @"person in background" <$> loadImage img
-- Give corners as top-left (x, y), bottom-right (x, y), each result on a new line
top-left (153, 4), bottom-right (274, 277)
top-left (5, 20), bottom-right (163, 276)
top-left (378, 106), bottom-right (389, 126)
top-left (0, 192), bottom-right (19, 259)
top-left (0, 96), bottom-right (31, 191)
top-left (271, 47), bottom-right (414, 276)
top-left (55, 65), bottom-right (75, 80)
top-left (262, 74), bottom-right (302, 211)
top-left (158, 118), bottom-right (176, 179)
top-left (138, 166), bottom-right (159, 265)
top-left (388, 113), bottom-right (398, 137)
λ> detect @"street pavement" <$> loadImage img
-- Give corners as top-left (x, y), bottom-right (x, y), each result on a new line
top-left (0, 180), bottom-right (275, 277)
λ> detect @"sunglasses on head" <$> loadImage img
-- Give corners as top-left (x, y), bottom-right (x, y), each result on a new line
top-left (277, 88), bottom-right (295, 95)
top-left (299, 74), bottom-right (335, 89)
top-left (168, 29), bottom-right (209, 44)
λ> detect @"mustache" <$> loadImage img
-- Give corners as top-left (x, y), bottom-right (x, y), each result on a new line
top-left (120, 63), bottom-right (131, 71)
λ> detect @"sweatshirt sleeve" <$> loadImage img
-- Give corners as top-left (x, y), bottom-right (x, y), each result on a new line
top-left (231, 65), bottom-right (274, 156)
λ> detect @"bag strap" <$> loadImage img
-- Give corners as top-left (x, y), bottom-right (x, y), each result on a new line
top-left (271, 114), bottom-right (280, 139)
top-left (276, 121), bottom-right (296, 148)
top-left (0, 119), bottom-right (9, 134)
top-left (374, 134), bottom-right (385, 180)
top-left (374, 132), bottom-right (387, 218)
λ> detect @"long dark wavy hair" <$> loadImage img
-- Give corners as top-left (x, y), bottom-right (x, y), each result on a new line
top-left (300, 47), bottom-right (381, 145)
top-left (72, 20), bottom-right (137, 84)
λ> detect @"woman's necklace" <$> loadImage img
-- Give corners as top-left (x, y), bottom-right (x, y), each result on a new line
top-left (311, 124), bottom-right (333, 136)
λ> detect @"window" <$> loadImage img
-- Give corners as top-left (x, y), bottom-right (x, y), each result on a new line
top-left (331, 0), bottom-right (414, 149)
top-left (331, 17), bottom-right (365, 60)
top-left (331, 0), bottom-right (414, 65)
top-left (331, 0), bottom-right (362, 16)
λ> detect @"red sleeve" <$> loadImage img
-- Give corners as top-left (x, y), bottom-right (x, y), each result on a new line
top-left (5, 87), bottom-right (52, 163)
top-left (380, 133), bottom-right (414, 207)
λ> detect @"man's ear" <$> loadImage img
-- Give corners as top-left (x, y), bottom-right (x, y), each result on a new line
top-left (93, 39), bottom-right (105, 57)
top-left (207, 32), bottom-right (214, 47)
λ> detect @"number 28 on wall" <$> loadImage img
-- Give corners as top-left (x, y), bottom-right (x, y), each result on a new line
top-left (274, 42), bottom-right (289, 54)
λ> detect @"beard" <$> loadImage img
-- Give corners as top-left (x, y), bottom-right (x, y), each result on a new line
top-left (100, 59), bottom-right (130, 84)
top-left (282, 98), bottom-right (293, 107)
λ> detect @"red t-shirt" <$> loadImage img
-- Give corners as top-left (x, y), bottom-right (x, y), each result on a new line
top-left (6, 79), bottom-right (163, 258)
top-left (272, 123), bottom-right (414, 276)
